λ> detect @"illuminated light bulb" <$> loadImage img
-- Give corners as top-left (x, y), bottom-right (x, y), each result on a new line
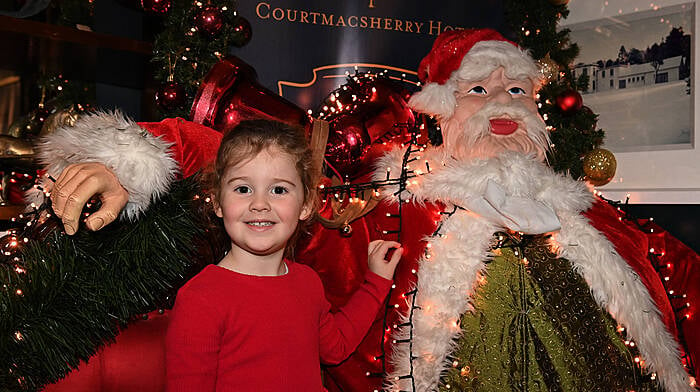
top-left (366, 372), bottom-right (370, 376)
top-left (630, 341), bottom-right (635, 347)
top-left (634, 357), bottom-right (640, 363)
top-left (221, 6), bottom-right (227, 10)
top-left (394, 304), bottom-right (399, 308)
top-left (14, 331), bottom-right (23, 340)
top-left (16, 289), bottom-right (22, 295)
top-left (664, 277), bottom-right (670, 281)
top-left (411, 269), bottom-right (416, 274)
top-left (669, 290), bottom-right (675, 295)
top-left (650, 248), bottom-right (655, 253)
top-left (391, 284), bottom-right (396, 289)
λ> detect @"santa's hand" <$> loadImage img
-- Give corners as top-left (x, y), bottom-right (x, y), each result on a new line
top-left (51, 162), bottom-right (128, 235)
top-left (368, 240), bottom-right (403, 280)
top-left (465, 179), bottom-right (561, 234)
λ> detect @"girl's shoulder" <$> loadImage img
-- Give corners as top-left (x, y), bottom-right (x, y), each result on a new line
top-left (177, 264), bottom-right (235, 297)
top-left (287, 261), bottom-right (324, 291)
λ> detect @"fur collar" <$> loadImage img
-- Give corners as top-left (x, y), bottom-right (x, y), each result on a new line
top-left (373, 147), bottom-right (593, 215)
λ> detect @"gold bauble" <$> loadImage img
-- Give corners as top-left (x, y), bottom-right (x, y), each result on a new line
top-left (583, 148), bottom-right (616, 186)
top-left (537, 54), bottom-right (559, 84)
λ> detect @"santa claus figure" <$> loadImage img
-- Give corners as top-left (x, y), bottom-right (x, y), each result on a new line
top-left (37, 29), bottom-right (694, 392)
top-left (298, 28), bottom-right (693, 392)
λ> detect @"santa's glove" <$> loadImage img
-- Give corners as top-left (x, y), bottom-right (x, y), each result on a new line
top-left (464, 179), bottom-right (561, 235)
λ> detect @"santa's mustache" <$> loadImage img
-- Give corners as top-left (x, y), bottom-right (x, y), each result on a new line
top-left (459, 100), bottom-right (549, 151)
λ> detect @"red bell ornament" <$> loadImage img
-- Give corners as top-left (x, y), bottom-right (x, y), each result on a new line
top-left (194, 6), bottom-right (224, 38)
top-left (556, 89), bottom-right (583, 114)
top-left (190, 56), bottom-right (311, 134)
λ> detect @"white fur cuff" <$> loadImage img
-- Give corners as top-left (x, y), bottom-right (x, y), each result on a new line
top-left (36, 110), bottom-right (178, 220)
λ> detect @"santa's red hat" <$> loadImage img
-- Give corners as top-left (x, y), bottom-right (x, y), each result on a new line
top-left (409, 28), bottom-right (542, 119)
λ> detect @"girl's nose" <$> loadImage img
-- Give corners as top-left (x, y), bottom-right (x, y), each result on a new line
top-left (250, 194), bottom-right (271, 212)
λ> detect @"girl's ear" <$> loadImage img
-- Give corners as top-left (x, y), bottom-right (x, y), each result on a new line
top-left (299, 200), bottom-right (313, 221)
top-left (212, 194), bottom-right (223, 218)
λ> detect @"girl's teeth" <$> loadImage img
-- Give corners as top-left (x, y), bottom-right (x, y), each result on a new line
top-left (249, 222), bottom-right (272, 227)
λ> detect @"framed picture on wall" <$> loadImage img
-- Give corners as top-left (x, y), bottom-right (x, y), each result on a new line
top-left (562, 0), bottom-right (700, 203)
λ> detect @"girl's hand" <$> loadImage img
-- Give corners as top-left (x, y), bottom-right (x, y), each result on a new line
top-left (368, 240), bottom-right (403, 280)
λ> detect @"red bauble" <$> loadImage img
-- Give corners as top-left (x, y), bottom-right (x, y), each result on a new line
top-left (155, 81), bottom-right (185, 110)
top-left (141, 0), bottom-right (171, 13)
top-left (556, 89), bottom-right (583, 114)
top-left (231, 16), bottom-right (252, 47)
top-left (194, 6), bottom-right (224, 38)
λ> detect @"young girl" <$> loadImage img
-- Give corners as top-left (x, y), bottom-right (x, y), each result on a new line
top-left (165, 119), bottom-right (402, 391)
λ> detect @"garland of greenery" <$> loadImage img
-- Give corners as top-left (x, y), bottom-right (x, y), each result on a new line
top-left (0, 177), bottom-right (223, 391)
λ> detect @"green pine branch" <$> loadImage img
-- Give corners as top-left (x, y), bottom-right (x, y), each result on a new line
top-left (0, 178), bottom-right (222, 391)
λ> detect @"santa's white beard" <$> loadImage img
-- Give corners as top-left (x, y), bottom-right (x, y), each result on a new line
top-left (441, 100), bottom-right (549, 162)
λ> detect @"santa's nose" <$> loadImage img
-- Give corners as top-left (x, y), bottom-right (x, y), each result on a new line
top-left (489, 118), bottom-right (518, 135)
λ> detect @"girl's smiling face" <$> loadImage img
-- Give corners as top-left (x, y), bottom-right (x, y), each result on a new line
top-left (215, 146), bottom-right (311, 261)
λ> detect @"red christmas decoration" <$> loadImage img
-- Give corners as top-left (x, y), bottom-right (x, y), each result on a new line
top-left (320, 75), bottom-right (415, 180)
top-left (190, 56), bottom-right (311, 135)
top-left (155, 81), bottom-right (185, 110)
top-left (231, 16), bottom-right (253, 47)
top-left (194, 6), bottom-right (224, 38)
top-left (140, 0), bottom-right (171, 14)
top-left (556, 89), bottom-right (583, 114)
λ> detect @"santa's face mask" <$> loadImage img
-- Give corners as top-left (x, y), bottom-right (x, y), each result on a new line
top-left (441, 67), bottom-right (549, 162)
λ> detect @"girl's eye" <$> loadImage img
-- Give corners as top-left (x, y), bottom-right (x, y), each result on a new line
top-left (468, 86), bottom-right (487, 95)
top-left (234, 185), bottom-right (252, 194)
top-left (509, 87), bottom-right (526, 95)
top-left (271, 186), bottom-right (288, 195)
